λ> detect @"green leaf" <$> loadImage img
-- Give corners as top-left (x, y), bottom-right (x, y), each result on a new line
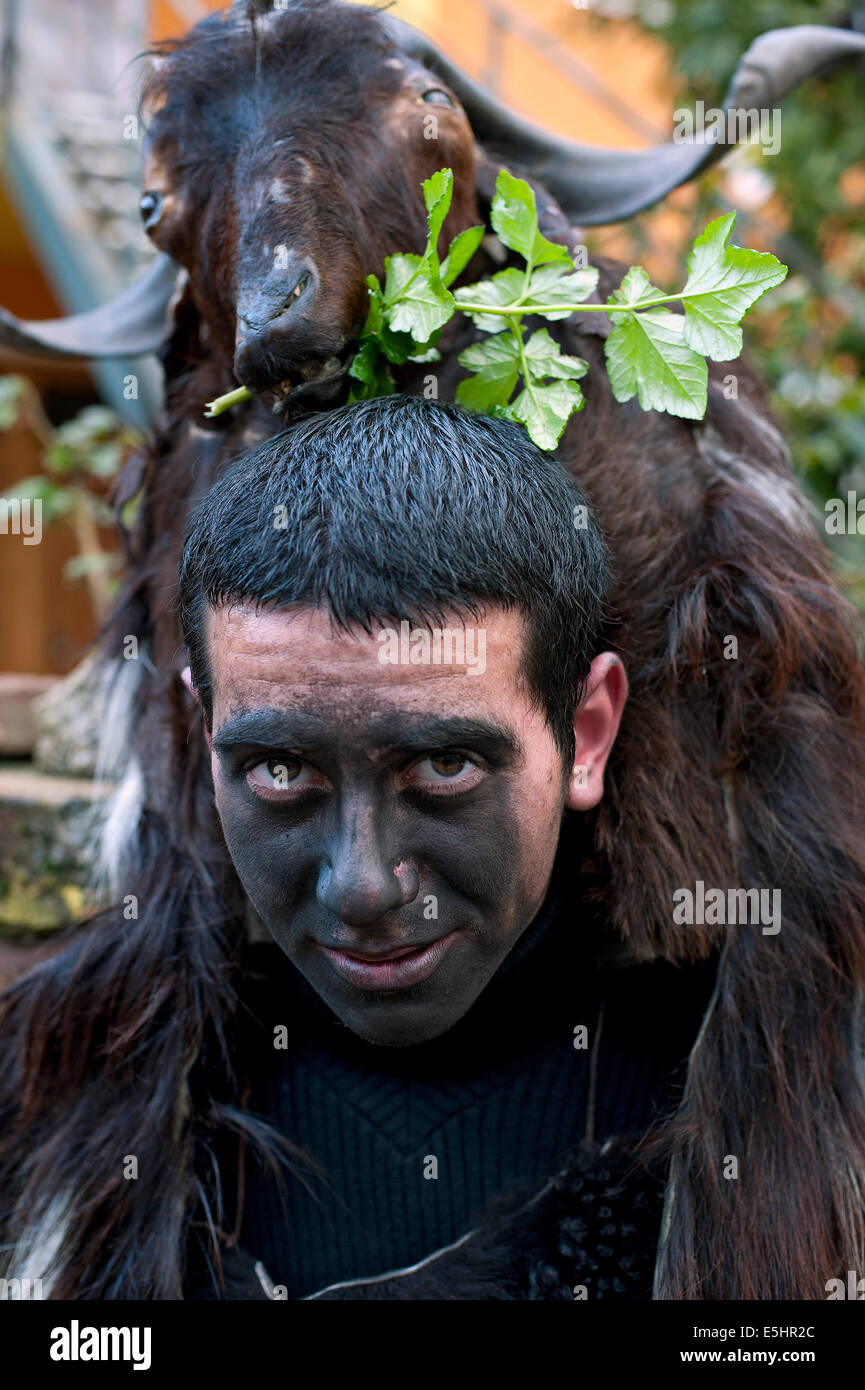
top-left (455, 262), bottom-right (599, 329)
top-left (84, 441), bottom-right (124, 479)
top-left (522, 327), bottom-right (588, 382)
top-left (497, 378), bottom-right (585, 450)
top-left (359, 274), bottom-right (423, 364)
top-left (386, 265), bottom-right (455, 343)
top-left (421, 168), bottom-right (454, 269)
top-left (680, 212), bottom-right (788, 360)
top-left (348, 339), bottom-right (394, 398)
top-left (0, 375), bottom-right (29, 430)
top-left (383, 252), bottom-right (425, 305)
top-left (456, 335), bottom-right (520, 409)
top-left (604, 300), bottom-right (708, 419)
top-left (2, 475), bottom-right (76, 522)
top-left (454, 267), bottom-right (524, 332)
top-left (495, 328), bottom-right (588, 448)
top-left (457, 328), bottom-right (587, 436)
top-left (490, 170), bottom-right (573, 269)
top-left (44, 442), bottom-right (78, 476)
top-left (0, 376), bottom-right (29, 430)
top-left (380, 324), bottom-right (428, 364)
top-left (608, 264), bottom-right (664, 308)
top-left (360, 274), bottom-right (385, 337)
top-left (522, 262), bottom-right (600, 318)
top-left (65, 550), bottom-right (120, 581)
top-left (407, 344), bottom-right (442, 364)
top-left (378, 176), bottom-right (457, 347)
top-left (441, 224), bottom-right (485, 286)
top-left (58, 405), bottom-right (118, 442)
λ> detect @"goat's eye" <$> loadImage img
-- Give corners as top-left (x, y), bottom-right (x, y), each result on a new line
top-left (422, 88), bottom-right (454, 106)
top-left (139, 191), bottom-right (164, 230)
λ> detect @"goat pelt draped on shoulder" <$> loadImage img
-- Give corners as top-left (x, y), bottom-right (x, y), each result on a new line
top-left (2, 0), bottom-right (865, 1301)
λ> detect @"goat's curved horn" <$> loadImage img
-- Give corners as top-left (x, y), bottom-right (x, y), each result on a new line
top-left (0, 252), bottom-right (181, 359)
top-left (384, 18), bottom-right (865, 224)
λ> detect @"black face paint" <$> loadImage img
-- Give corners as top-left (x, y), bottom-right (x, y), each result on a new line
top-left (213, 703), bottom-right (555, 1046)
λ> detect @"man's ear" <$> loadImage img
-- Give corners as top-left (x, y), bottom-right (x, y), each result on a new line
top-left (181, 664), bottom-right (212, 752)
top-left (565, 652), bottom-right (628, 812)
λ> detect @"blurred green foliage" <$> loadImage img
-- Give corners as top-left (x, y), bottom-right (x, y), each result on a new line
top-left (594, 0), bottom-right (865, 599)
top-left (592, 4), bottom-right (865, 603)
top-left (0, 375), bottom-right (140, 619)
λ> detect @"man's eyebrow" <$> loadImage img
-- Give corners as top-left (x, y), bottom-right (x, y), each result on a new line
top-left (212, 707), bottom-right (521, 761)
top-left (368, 713), bottom-right (521, 760)
top-left (212, 709), bottom-right (322, 754)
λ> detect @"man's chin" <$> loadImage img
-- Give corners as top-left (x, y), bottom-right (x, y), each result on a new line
top-left (260, 915), bottom-right (527, 1046)
top-left (298, 958), bottom-right (482, 1047)
top-left (332, 1000), bottom-right (469, 1048)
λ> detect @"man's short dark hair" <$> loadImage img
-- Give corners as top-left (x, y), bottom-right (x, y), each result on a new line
top-left (178, 393), bottom-right (609, 766)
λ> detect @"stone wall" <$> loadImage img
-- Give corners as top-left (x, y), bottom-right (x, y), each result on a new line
top-left (0, 665), bottom-right (110, 988)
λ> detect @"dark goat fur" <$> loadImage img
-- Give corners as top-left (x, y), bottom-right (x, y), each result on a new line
top-left (1, 0), bottom-right (865, 1301)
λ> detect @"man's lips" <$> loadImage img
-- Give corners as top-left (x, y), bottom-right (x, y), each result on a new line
top-left (316, 931), bottom-right (461, 992)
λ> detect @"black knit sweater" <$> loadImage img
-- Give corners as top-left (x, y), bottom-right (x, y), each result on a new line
top-left (212, 864), bottom-right (716, 1301)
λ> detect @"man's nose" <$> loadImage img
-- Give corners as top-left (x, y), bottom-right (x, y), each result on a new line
top-left (316, 806), bottom-right (419, 927)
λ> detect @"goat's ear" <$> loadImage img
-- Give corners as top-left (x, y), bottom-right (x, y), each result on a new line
top-left (0, 252), bottom-right (182, 359)
top-left (385, 18), bottom-right (865, 225)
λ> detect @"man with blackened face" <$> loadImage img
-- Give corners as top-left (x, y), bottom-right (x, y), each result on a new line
top-left (199, 586), bottom-right (624, 1050)
top-left (178, 396), bottom-right (712, 1300)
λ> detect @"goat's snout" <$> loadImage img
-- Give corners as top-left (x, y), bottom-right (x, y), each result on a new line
top-left (234, 249), bottom-right (319, 390)
top-left (237, 264), bottom-right (313, 335)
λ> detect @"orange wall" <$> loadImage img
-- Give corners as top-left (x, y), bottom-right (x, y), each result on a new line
top-left (0, 176), bottom-right (106, 675)
top-left (148, 0), bottom-right (674, 146)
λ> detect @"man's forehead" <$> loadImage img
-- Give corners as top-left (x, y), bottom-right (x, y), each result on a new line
top-left (206, 601), bottom-right (527, 688)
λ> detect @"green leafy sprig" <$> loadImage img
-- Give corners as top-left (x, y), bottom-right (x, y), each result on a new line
top-left (205, 167), bottom-right (787, 450)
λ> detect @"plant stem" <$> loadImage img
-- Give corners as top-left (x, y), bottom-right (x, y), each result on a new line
top-left (201, 294), bottom-right (685, 419)
top-left (507, 313), bottom-right (543, 421)
top-left (204, 386), bottom-right (254, 417)
top-left (454, 295), bottom-right (683, 315)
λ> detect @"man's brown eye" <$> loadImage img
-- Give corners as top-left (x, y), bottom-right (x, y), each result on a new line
top-left (270, 758), bottom-right (301, 782)
top-left (401, 753), bottom-right (483, 796)
top-left (429, 752), bottom-right (465, 777)
top-left (248, 757), bottom-right (305, 790)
